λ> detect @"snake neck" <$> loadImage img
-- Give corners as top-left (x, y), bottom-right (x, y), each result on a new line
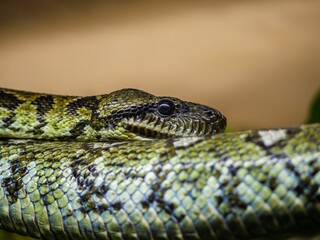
top-left (0, 88), bottom-right (98, 140)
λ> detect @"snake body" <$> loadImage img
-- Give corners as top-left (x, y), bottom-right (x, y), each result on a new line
top-left (0, 88), bottom-right (319, 240)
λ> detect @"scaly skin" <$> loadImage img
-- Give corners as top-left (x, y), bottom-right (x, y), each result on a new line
top-left (0, 88), bottom-right (226, 141)
top-left (0, 88), bottom-right (319, 239)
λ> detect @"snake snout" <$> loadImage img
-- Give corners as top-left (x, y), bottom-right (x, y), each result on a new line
top-left (215, 114), bottom-right (227, 133)
top-left (196, 106), bottom-right (227, 134)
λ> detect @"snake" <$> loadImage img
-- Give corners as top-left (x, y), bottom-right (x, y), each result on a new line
top-left (0, 87), bottom-right (319, 240)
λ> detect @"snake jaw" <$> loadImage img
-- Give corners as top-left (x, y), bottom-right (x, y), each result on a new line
top-left (119, 105), bottom-right (226, 140)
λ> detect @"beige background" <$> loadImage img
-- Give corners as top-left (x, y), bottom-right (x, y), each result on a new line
top-left (1, 0), bottom-right (319, 130)
top-left (0, 1), bottom-right (320, 239)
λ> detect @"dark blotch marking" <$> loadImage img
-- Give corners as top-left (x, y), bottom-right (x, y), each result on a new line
top-left (25, 96), bottom-right (53, 133)
top-left (164, 202), bottom-right (176, 215)
top-left (67, 96), bottom-right (99, 113)
top-left (31, 95), bottom-right (54, 115)
top-left (80, 190), bottom-right (91, 203)
top-left (147, 192), bottom-right (155, 203)
top-left (267, 176), bottom-right (278, 191)
top-left (80, 207), bottom-right (87, 214)
top-left (85, 199), bottom-right (96, 211)
top-left (66, 96), bottom-right (99, 137)
top-left (98, 202), bottom-right (109, 212)
top-left (229, 165), bottom-right (239, 177)
top-left (98, 184), bottom-right (109, 194)
top-left (68, 120), bottom-right (90, 139)
top-left (0, 90), bottom-right (24, 109)
top-left (112, 201), bottom-right (122, 211)
top-left (0, 91), bottom-right (24, 128)
top-left (141, 200), bottom-right (150, 209)
top-left (285, 161), bottom-right (295, 171)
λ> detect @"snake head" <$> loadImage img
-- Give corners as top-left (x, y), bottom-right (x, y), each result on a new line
top-left (93, 89), bottom-right (226, 141)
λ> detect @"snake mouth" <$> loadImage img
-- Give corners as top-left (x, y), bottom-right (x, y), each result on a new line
top-left (122, 113), bottom-right (227, 139)
top-left (123, 124), bottom-right (172, 139)
top-left (182, 116), bottom-right (226, 137)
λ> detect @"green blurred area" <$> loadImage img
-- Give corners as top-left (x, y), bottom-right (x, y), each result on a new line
top-left (306, 89), bottom-right (320, 124)
top-left (0, 231), bottom-right (32, 240)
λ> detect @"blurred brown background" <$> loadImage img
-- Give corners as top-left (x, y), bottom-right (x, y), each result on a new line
top-left (0, 0), bottom-right (320, 239)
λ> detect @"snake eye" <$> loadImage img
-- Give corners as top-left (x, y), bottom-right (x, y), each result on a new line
top-left (157, 99), bottom-right (175, 116)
